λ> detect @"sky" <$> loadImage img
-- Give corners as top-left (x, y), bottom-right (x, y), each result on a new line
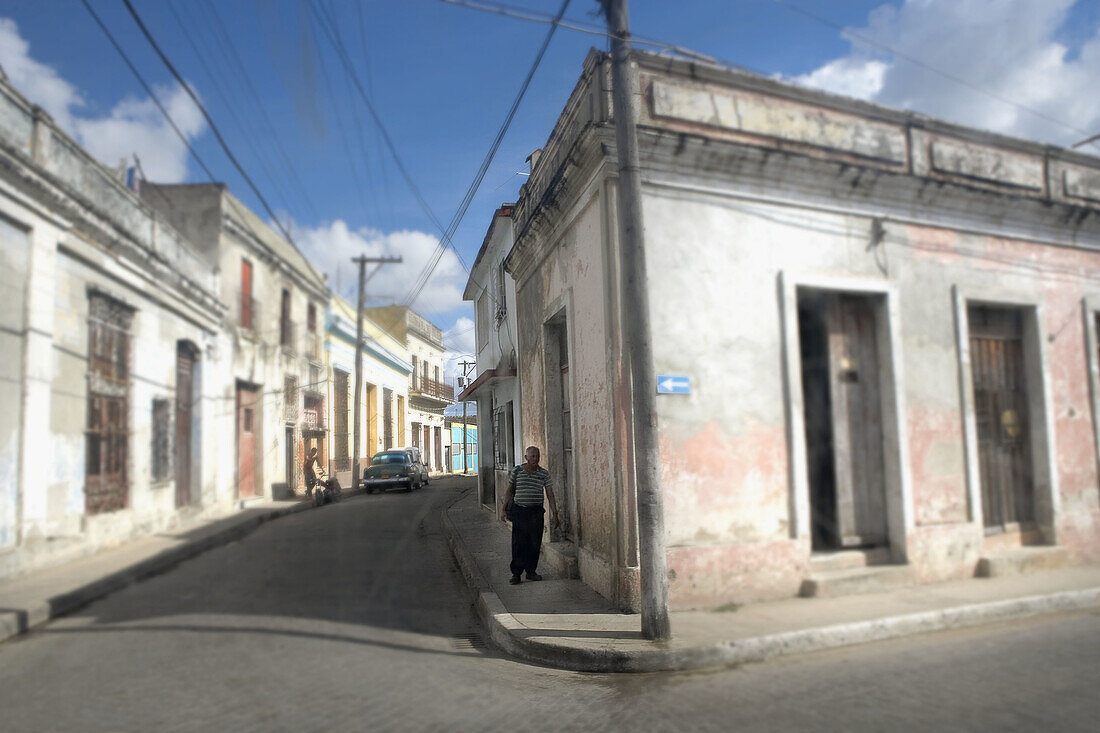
top-left (2, 0), bottom-right (1099, 377)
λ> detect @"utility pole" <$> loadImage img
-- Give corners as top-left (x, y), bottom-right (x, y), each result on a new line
top-left (601, 0), bottom-right (671, 641)
top-left (351, 255), bottom-right (401, 488)
top-left (459, 359), bottom-right (476, 474)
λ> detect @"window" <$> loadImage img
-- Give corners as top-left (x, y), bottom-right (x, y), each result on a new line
top-left (433, 365), bottom-right (440, 383)
top-left (280, 288), bottom-right (292, 349)
top-left (494, 403), bottom-right (514, 470)
top-left (86, 292), bottom-right (134, 514)
top-left (334, 370), bottom-right (349, 461)
top-left (151, 399), bottom-right (171, 482)
top-left (411, 355), bottom-right (418, 389)
top-left (307, 302), bottom-right (317, 333)
top-left (476, 292), bottom-right (489, 350)
top-left (240, 259), bottom-right (253, 329)
top-left (497, 262), bottom-right (507, 319)
top-left (284, 375), bottom-right (298, 422)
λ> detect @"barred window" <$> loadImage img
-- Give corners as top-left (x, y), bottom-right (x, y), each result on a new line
top-left (86, 292), bottom-right (134, 514)
top-left (494, 403), bottom-right (514, 470)
top-left (151, 398), bottom-right (171, 482)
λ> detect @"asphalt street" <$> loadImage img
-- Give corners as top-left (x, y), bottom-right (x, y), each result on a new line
top-left (1, 476), bottom-right (1097, 732)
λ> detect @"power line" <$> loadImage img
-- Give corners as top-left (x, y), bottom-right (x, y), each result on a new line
top-left (403, 0), bottom-right (570, 309)
top-left (773, 0), bottom-right (1100, 153)
top-left (120, 0), bottom-right (304, 248)
top-left (434, 0), bottom-right (722, 67)
top-left (80, 0), bottom-right (218, 183)
top-left (308, 1), bottom-right (455, 255)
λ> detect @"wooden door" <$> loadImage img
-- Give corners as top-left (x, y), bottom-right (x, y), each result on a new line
top-left (969, 306), bottom-right (1034, 530)
top-left (175, 344), bottom-right (194, 507)
top-left (237, 385), bottom-right (257, 499)
top-left (434, 427), bottom-right (442, 471)
top-left (826, 295), bottom-right (888, 547)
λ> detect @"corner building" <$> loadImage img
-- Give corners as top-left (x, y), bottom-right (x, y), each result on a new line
top-left (505, 49), bottom-right (1100, 611)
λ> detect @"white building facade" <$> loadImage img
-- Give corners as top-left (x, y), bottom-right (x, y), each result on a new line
top-left (365, 306), bottom-right (453, 473)
top-left (143, 184), bottom-right (329, 500)
top-left (0, 75), bottom-right (232, 578)
top-left (460, 205), bottom-right (523, 508)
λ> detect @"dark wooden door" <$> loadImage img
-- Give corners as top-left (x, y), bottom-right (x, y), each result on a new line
top-left (175, 344), bottom-right (194, 507)
top-left (434, 427), bottom-right (442, 471)
top-left (826, 295), bottom-right (887, 547)
top-left (969, 306), bottom-right (1033, 530)
top-left (237, 385), bottom-right (257, 499)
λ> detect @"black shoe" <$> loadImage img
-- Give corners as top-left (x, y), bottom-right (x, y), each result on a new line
top-left (526, 572), bottom-right (543, 581)
top-left (509, 575), bottom-right (522, 585)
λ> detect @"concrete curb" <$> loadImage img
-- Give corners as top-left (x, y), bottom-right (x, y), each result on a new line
top-left (0, 489), bottom-right (363, 645)
top-left (441, 503), bottom-right (1100, 673)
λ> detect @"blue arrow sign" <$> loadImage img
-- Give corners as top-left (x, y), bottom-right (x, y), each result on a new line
top-left (656, 375), bottom-right (691, 395)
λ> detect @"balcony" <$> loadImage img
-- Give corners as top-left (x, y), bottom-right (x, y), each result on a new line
top-left (304, 332), bottom-right (321, 362)
top-left (409, 374), bottom-right (454, 403)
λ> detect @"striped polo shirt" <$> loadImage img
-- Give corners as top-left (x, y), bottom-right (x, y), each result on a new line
top-left (510, 465), bottom-right (551, 507)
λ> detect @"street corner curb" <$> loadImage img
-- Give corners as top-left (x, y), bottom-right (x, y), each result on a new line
top-left (0, 499), bottom-right (315, 645)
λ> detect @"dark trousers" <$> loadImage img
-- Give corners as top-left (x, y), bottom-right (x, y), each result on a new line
top-left (509, 504), bottom-right (545, 577)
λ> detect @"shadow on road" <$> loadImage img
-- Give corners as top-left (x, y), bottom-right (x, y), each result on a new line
top-left (59, 478), bottom-right (488, 659)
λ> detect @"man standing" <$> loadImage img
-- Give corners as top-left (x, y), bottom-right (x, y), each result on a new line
top-left (499, 446), bottom-right (560, 584)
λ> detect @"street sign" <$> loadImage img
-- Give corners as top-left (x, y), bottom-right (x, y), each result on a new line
top-left (656, 375), bottom-right (691, 395)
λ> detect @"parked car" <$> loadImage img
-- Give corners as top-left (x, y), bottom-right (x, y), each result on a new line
top-left (362, 448), bottom-right (428, 493)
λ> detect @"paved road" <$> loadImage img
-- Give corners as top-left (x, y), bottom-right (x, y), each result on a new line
top-left (1, 477), bottom-right (1097, 732)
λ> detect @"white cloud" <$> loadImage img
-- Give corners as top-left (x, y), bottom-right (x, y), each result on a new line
top-left (73, 84), bottom-right (206, 182)
top-left (295, 219), bottom-right (470, 316)
top-left (790, 0), bottom-right (1100, 146)
top-left (0, 17), bottom-right (205, 181)
top-left (795, 58), bottom-right (887, 100)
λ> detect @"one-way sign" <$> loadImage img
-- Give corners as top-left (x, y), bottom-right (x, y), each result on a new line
top-left (656, 375), bottom-right (691, 395)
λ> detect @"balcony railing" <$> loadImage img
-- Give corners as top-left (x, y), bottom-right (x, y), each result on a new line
top-left (301, 407), bottom-right (325, 431)
top-left (409, 374), bottom-right (454, 402)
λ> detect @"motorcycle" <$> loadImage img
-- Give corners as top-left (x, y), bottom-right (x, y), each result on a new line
top-left (308, 466), bottom-right (342, 507)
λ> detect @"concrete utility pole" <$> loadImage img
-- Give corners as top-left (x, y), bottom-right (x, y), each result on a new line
top-left (459, 359), bottom-right (476, 474)
top-left (600, 0), bottom-right (672, 641)
top-left (351, 255), bottom-right (401, 487)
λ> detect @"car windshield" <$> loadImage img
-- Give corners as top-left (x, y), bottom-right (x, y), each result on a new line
top-left (371, 453), bottom-right (406, 465)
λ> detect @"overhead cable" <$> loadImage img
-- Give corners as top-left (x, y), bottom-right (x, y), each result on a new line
top-left (402, 0), bottom-right (571, 309)
top-left (120, 0), bottom-right (303, 248)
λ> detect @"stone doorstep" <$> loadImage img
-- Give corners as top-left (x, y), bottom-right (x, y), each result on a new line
top-left (808, 547), bottom-right (894, 573)
top-left (540, 539), bottom-right (579, 579)
top-left (977, 545), bottom-right (1069, 578)
top-left (799, 563), bottom-right (916, 598)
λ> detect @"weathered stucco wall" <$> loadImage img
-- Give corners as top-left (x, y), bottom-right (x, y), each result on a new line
top-left (516, 190), bottom-right (623, 600)
top-left (642, 186), bottom-right (1100, 608)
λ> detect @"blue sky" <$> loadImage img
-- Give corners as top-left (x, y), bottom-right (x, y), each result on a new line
top-left (2, 0), bottom-right (1099, 365)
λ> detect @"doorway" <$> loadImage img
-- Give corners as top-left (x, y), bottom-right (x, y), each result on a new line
top-left (237, 384), bottom-right (258, 499)
top-left (798, 290), bottom-right (889, 550)
top-left (545, 312), bottom-right (576, 542)
top-left (968, 305), bottom-right (1035, 533)
top-left (175, 342), bottom-right (196, 508)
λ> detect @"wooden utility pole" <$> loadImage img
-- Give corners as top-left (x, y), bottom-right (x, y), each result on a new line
top-left (601, 0), bottom-right (671, 641)
top-left (459, 359), bottom-right (476, 474)
top-left (351, 255), bottom-right (401, 487)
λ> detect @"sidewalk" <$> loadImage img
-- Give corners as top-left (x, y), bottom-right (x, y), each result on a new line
top-left (442, 490), bottom-right (1100, 673)
top-left (0, 495), bottom-right (327, 644)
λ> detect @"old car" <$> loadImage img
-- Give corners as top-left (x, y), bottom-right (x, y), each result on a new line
top-left (362, 448), bottom-right (427, 493)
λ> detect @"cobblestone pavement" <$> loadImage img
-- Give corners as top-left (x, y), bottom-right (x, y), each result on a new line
top-left (1, 478), bottom-right (1097, 732)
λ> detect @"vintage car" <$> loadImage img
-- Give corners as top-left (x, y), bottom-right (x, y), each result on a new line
top-left (362, 448), bottom-right (428, 493)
